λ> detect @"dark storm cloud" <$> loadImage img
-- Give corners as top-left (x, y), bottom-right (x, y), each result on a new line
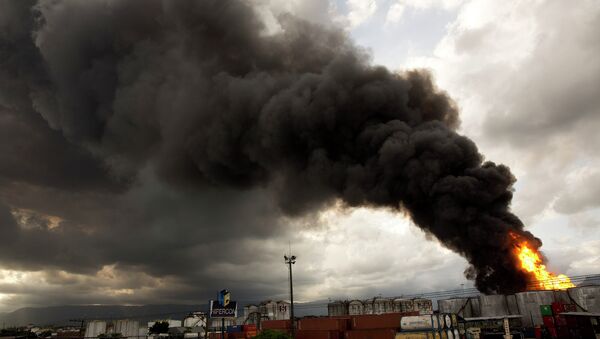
top-left (0, 0), bottom-right (540, 298)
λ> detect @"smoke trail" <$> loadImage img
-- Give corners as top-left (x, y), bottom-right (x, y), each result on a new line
top-left (0, 0), bottom-right (538, 293)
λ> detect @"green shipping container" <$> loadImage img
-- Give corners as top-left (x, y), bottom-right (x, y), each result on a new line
top-left (540, 305), bottom-right (553, 316)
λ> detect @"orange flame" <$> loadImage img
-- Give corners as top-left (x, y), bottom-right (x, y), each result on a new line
top-left (509, 232), bottom-right (575, 290)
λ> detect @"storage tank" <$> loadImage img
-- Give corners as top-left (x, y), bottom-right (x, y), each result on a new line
top-left (515, 290), bottom-right (555, 327)
top-left (393, 298), bottom-right (414, 313)
top-left (113, 320), bottom-right (140, 338)
top-left (413, 298), bottom-right (433, 315)
top-left (244, 304), bottom-right (259, 317)
top-left (373, 297), bottom-right (393, 314)
top-left (400, 315), bottom-right (439, 330)
top-left (567, 285), bottom-right (600, 312)
top-left (438, 298), bottom-right (472, 318)
top-left (348, 300), bottom-right (364, 315)
top-left (506, 294), bottom-right (519, 315)
top-left (85, 320), bottom-right (107, 338)
top-left (363, 298), bottom-right (374, 315)
top-left (274, 301), bottom-right (290, 320)
top-left (327, 301), bottom-right (348, 316)
top-left (259, 300), bottom-right (277, 319)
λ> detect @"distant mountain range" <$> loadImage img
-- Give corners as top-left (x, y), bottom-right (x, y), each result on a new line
top-left (0, 304), bottom-right (205, 327)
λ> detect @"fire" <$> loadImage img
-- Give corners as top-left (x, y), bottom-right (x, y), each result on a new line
top-left (509, 232), bottom-right (575, 290)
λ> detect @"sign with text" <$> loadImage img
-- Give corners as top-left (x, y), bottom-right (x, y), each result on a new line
top-left (209, 300), bottom-right (237, 318)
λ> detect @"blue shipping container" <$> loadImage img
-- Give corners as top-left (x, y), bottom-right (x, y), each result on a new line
top-left (226, 325), bottom-right (243, 333)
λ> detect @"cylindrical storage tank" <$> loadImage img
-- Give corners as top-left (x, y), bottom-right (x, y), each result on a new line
top-left (348, 300), bottom-right (364, 315)
top-left (327, 301), bottom-right (348, 316)
top-left (394, 298), bottom-right (415, 313)
top-left (85, 320), bottom-right (107, 338)
top-left (373, 297), bottom-right (393, 314)
top-left (438, 298), bottom-right (472, 318)
top-left (400, 315), bottom-right (439, 330)
top-left (413, 298), bottom-right (433, 315)
top-left (567, 285), bottom-right (600, 312)
top-left (479, 295), bottom-right (509, 317)
top-left (363, 299), bottom-right (374, 314)
top-left (443, 314), bottom-right (452, 328)
top-left (515, 290), bottom-right (555, 327)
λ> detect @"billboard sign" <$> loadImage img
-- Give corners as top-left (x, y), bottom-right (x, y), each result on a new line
top-left (210, 290), bottom-right (237, 318)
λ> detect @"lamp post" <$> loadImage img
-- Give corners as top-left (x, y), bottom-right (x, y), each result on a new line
top-left (284, 254), bottom-right (296, 338)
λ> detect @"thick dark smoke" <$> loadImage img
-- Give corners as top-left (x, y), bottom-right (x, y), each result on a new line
top-left (0, 0), bottom-right (539, 294)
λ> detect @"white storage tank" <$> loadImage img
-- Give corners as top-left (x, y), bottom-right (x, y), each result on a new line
top-left (85, 320), bottom-right (107, 338)
top-left (363, 298), bottom-right (374, 315)
top-left (327, 301), bottom-right (348, 316)
top-left (393, 298), bottom-right (414, 313)
top-left (413, 298), bottom-right (433, 315)
top-left (400, 315), bottom-right (439, 330)
top-left (515, 290), bottom-right (555, 327)
top-left (373, 297), bottom-right (393, 314)
top-left (113, 320), bottom-right (140, 338)
top-left (348, 300), bottom-right (364, 315)
top-left (275, 301), bottom-right (290, 320)
top-left (567, 285), bottom-right (600, 312)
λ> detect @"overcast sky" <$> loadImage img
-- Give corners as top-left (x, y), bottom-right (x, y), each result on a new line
top-left (0, 0), bottom-right (599, 313)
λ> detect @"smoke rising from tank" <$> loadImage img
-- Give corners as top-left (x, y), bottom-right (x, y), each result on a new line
top-left (0, 0), bottom-right (539, 293)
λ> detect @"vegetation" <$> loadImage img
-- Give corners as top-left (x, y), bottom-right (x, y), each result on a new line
top-left (149, 321), bottom-right (170, 334)
top-left (253, 329), bottom-right (292, 339)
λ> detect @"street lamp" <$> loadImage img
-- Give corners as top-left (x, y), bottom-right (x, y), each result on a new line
top-left (284, 254), bottom-right (296, 338)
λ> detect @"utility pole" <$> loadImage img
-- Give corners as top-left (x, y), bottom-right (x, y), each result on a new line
top-left (284, 254), bottom-right (296, 339)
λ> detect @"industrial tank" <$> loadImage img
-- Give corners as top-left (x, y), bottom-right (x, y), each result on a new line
top-left (348, 300), bottom-right (364, 315)
top-left (373, 297), bottom-right (393, 314)
top-left (479, 295), bottom-right (510, 317)
top-left (438, 298), bottom-right (473, 318)
top-left (327, 301), bottom-right (348, 316)
top-left (363, 298), bottom-right (374, 314)
top-left (393, 298), bottom-right (414, 313)
top-left (113, 320), bottom-right (140, 338)
top-left (413, 298), bottom-right (433, 315)
top-left (85, 320), bottom-right (107, 338)
top-left (567, 285), bottom-right (600, 312)
top-left (515, 290), bottom-right (555, 327)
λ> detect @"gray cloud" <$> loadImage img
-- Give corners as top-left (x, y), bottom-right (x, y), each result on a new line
top-left (0, 0), bottom-right (567, 311)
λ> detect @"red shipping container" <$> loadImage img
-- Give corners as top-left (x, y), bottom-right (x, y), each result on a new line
top-left (554, 315), bottom-right (568, 327)
top-left (556, 326), bottom-right (570, 339)
top-left (261, 320), bottom-right (291, 330)
top-left (351, 312), bottom-right (418, 330)
top-left (243, 324), bottom-right (257, 331)
top-left (551, 302), bottom-right (564, 315)
top-left (547, 327), bottom-right (558, 338)
top-left (228, 333), bottom-right (246, 339)
top-left (245, 330), bottom-right (257, 338)
top-left (345, 329), bottom-right (396, 339)
top-left (543, 315), bottom-right (555, 328)
top-left (296, 330), bottom-right (341, 339)
top-left (563, 304), bottom-right (577, 312)
top-left (565, 316), bottom-right (577, 327)
top-left (298, 318), bottom-right (348, 331)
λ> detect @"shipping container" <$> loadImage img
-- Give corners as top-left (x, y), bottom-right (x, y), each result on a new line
top-left (345, 329), bottom-right (396, 339)
top-left (352, 312), bottom-right (421, 330)
top-left (543, 315), bottom-right (555, 328)
top-left (242, 324), bottom-right (257, 331)
top-left (298, 318), bottom-right (348, 331)
top-left (227, 325), bottom-right (243, 333)
top-left (551, 302), bottom-right (564, 315)
top-left (296, 330), bottom-right (341, 339)
top-left (541, 305), bottom-right (553, 316)
top-left (554, 315), bottom-right (567, 327)
top-left (261, 320), bottom-right (291, 330)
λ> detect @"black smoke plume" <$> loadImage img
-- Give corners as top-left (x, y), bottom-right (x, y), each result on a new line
top-left (0, 0), bottom-right (538, 294)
